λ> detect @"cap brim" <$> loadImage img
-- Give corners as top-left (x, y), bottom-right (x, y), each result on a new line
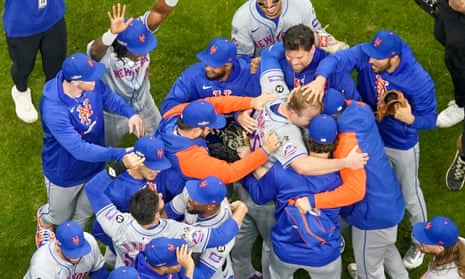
top-left (196, 51), bottom-right (224, 68)
top-left (127, 34), bottom-right (158, 55)
top-left (360, 43), bottom-right (389, 60)
top-left (81, 62), bottom-right (106, 82)
top-left (185, 180), bottom-right (208, 204)
top-left (210, 114), bottom-right (226, 129)
top-left (412, 222), bottom-right (435, 245)
top-left (61, 238), bottom-right (91, 258)
top-left (144, 157), bottom-right (171, 170)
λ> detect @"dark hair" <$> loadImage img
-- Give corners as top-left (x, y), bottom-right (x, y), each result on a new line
top-left (307, 138), bottom-right (338, 154)
top-left (111, 40), bottom-right (128, 60)
top-left (176, 117), bottom-right (195, 131)
top-left (129, 188), bottom-right (160, 225)
top-left (283, 24), bottom-right (315, 51)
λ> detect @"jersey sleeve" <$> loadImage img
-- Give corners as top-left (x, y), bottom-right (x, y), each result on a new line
top-left (99, 81), bottom-right (137, 118)
top-left (232, 6), bottom-right (255, 57)
top-left (165, 188), bottom-right (188, 220)
top-left (312, 132), bottom-right (367, 208)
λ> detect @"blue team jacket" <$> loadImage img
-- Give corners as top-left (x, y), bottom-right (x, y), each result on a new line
top-left (40, 71), bottom-right (135, 186)
top-left (161, 57), bottom-right (261, 114)
top-left (243, 163), bottom-right (343, 267)
top-left (259, 42), bottom-right (361, 100)
top-left (3, 0), bottom-right (66, 37)
top-left (329, 101), bottom-right (405, 230)
top-left (315, 42), bottom-right (437, 150)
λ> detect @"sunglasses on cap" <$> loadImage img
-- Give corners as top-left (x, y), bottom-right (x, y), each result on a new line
top-left (257, 0), bottom-right (280, 6)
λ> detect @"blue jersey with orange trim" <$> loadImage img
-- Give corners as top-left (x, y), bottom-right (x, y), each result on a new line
top-left (242, 162), bottom-right (342, 267)
top-left (312, 101), bottom-right (405, 230)
top-left (160, 58), bottom-right (260, 114)
top-left (315, 42), bottom-right (437, 149)
top-left (40, 72), bottom-right (136, 186)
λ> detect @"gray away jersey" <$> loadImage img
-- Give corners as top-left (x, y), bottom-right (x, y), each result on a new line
top-left (232, 0), bottom-right (322, 57)
top-left (169, 188), bottom-right (235, 279)
top-left (24, 233), bottom-right (105, 279)
top-left (251, 98), bottom-right (308, 168)
top-left (96, 203), bottom-right (212, 267)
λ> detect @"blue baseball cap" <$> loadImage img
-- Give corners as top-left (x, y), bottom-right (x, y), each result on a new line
top-left (186, 176), bottom-right (226, 205)
top-left (196, 38), bottom-right (237, 67)
top-left (145, 237), bottom-right (187, 266)
top-left (117, 20), bottom-right (158, 55)
top-left (413, 216), bottom-right (459, 248)
top-left (322, 88), bottom-right (346, 116)
top-left (361, 30), bottom-right (402, 60)
top-left (56, 221), bottom-right (91, 259)
top-left (134, 136), bottom-right (171, 171)
top-left (108, 266), bottom-right (140, 279)
top-left (180, 99), bottom-right (226, 129)
top-left (308, 114), bottom-right (338, 144)
top-left (62, 53), bottom-right (106, 81)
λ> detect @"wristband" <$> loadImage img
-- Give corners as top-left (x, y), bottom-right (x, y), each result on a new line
top-left (165, 0), bottom-right (179, 7)
top-left (102, 29), bottom-right (118, 46)
top-left (107, 161), bottom-right (127, 179)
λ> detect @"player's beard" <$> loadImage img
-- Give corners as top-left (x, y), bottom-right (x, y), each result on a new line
top-left (187, 207), bottom-right (205, 215)
top-left (206, 70), bottom-right (227, 81)
top-left (370, 58), bottom-right (393, 73)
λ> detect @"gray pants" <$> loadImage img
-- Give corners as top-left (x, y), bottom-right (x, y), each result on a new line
top-left (38, 176), bottom-right (93, 229)
top-left (352, 225), bottom-right (408, 279)
top-left (269, 247), bottom-right (341, 279)
top-left (231, 186), bottom-right (275, 279)
top-left (104, 94), bottom-right (161, 147)
top-left (385, 143), bottom-right (427, 241)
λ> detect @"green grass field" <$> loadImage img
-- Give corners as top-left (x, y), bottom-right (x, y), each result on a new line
top-left (0, 0), bottom-right (463, 278)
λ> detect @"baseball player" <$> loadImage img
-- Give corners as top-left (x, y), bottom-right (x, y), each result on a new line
top-left (88, 3), bottom-right (169, 147)
top-left (36, 53), bottom-right (145, 248)
top-left (90, 136), bottom-right (171, 266)
top-left (259, 24), bottom-right (360, 100)
top-left (231, 0), bottom-right (348, 59)
top-left (154, 96), bottom-right (280, 202)
top-left (313, 89), bottom-right (408, 278)
top-left (231, 87), bottom-right (368, 279)
top-left (160, 38), bottom-right (261, 134)
top-left (303, 29), bottom-right (437, 270)
top-left (242, 114), bottom-right (344, 279)
top-left (4, 0), bottom-right (66, 123)
top-left (24, 221), bottom-right (108, 279)
top-left (165, 176), bottom-right (235, 279)
top-left (412, 216), bottom-right (465, 279)
top-left (85, 168), bottom-right (248, 268)
top-left (134, 237), bottom-right (195, 279)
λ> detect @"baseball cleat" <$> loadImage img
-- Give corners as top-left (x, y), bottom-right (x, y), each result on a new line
top-left (446, 151), bottom-right (465, 191)
top-left (35, 228), bottom-right (55, 248)
top-left (402, 243), bottom-right (424, 269)
top-left (11, 86), bottom-right (38, 123)
top-left (436, 100), bottom-right (464, 128)
top-left (347, 263), bottom-right (358, 279)
top-left (413, 0), bottom-right (438, 18)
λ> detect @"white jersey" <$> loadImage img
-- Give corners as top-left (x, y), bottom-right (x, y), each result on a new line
top-left (24, 233), bottom-right (105, 279)
top-left (96, 203), bottom-right (213, 268)
top-left (169, 188), bottom-right (234, 279)
top-left (231, 0), bottom-right (322, 57)
top-left (86, 43), bottom-right (152, 113)
top-left (251, 98), bottom-right (308, 168)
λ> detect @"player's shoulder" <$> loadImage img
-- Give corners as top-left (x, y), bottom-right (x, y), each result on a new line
top-left (232, 0), bottom-right (257, 24)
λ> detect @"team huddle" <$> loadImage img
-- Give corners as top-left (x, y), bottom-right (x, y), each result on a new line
top-left (6, 0), bottom-right (465, 278)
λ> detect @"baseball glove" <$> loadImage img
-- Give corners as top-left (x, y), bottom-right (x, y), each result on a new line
top-left (219, 122), bottom-right (250, 151)
top-left (376, 90), bottom-right (408, 122)
top-left (314, 27), bottom-right (350, 54)
top-left (208, 122), bottom-right (250, 163)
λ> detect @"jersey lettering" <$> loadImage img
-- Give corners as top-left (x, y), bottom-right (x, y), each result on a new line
top-left (68, 272), bottom-right (89, 279)
top-left (375, 74), bottom-right (390, 100)
top-left (77, 99), bottom-right (93, 125)
top-left (254, 34), bottom-right (274, 49)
